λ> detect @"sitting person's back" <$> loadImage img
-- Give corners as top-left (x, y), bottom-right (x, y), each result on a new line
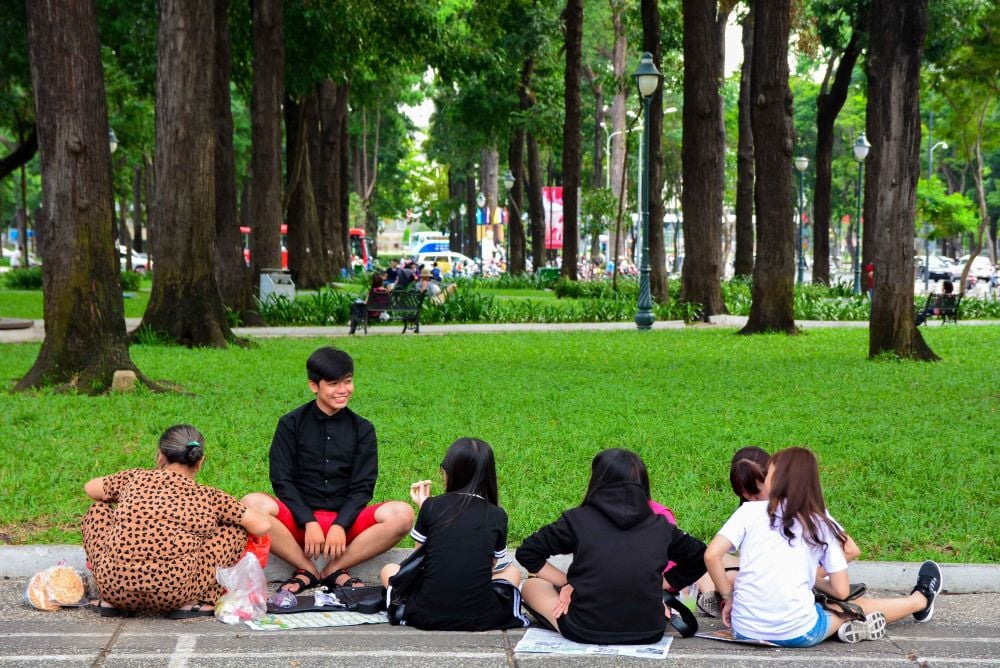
top-left (916, 280), bottom-right (954, 326)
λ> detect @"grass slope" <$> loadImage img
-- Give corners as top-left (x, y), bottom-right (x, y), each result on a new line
top-left (1, 326), bottom-right (998, 562)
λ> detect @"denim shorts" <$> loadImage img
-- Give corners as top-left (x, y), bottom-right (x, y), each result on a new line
top-left (735, 603), bottom-right (833, 648)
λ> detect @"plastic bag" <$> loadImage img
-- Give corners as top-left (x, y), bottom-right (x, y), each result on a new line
top-left (23, 561), bottom-right (89, 611)
top-left (214, 553), bottom-right (268, 624)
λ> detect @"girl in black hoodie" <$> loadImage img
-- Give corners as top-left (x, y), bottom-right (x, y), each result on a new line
top-left (516, 449), bottom-right (707, 645)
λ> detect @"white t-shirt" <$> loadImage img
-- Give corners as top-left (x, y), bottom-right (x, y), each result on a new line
top-left (718, 500), bottom-right (848, 641)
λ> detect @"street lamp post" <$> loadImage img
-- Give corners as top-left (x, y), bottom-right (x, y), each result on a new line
top-left (794, 156), bottom-right (809, 285)
top-left (925, 139), bottom-right (948, 292)
top-left (633, 52), bottom-right (661, 331)
top-left (852, 133), bottom-right (870, 295)
top-left (504, 169), bottom-right (516, 272)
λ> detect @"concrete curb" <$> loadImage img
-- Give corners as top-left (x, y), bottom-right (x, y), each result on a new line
top-left (2, 545), bottom-right (997, 593)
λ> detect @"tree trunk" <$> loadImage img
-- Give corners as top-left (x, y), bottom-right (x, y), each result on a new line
top-left (140, 0), bottom-right (232, 347)
top-left (609, 0), bottom-right (628, 262)
top-left (213, 0), bottom-right (256, 319)
top-left (734, 2), bottom-right (755, 278)
top-left (132, 164), bottom-right (144, 253)
top-left (517, 57), bottom-right (546, 273)
top-left (249, 0), bottom-right (284, 282)
top-left (681, 0), bottom-right (726, 317)
top-left (526, 133), bottom-right (546, 271)
top-left (642, 0), bottom-right (668, 303)
top-left (866, 0), bottom-right (936, 360)
top-left (464, 171), bottom-right (478, 259)
top-left (508, 132), bottom-right (527, 274)
top-left (814, 28), bottom-right (863, 286)
top-left (338, 86), bottom-right (351, 267)
top-left (285, 94), bottom-right (327, 288)
top-left (561, 0), bottom-right (583, 280)
top-left (20, 0), bottom-right (144, 392)
top-left (480, 146), bottom-right (500, 261)
top-left (739, 0), bottom-right (797, 335)
top-left (318, 80), bottom-right (348, 274)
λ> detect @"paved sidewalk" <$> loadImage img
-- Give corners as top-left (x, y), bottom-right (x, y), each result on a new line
top-left (2, 576), bottom-right (997, 667)
top-left (2, 315), bottom-right (997, 344)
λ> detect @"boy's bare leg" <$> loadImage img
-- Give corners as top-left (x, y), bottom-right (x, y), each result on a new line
top-left (321, 501), bottom-right (414, 582)
top-left (379, 563), bottom-right (401, 587)
top-left (241, 493), bottom-right (316, 576)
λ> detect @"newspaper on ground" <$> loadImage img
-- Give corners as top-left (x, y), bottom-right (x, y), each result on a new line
top-left (244, 610), bottom-right (389, 631)
top-left (695, 629), bottom-right (779, 647)
top-left (513, 627), bottom-right (673, 659)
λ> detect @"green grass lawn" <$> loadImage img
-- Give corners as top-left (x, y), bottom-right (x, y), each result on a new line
top-left (1, 326), bottom-right (998, 562)
top-left (1, 288), bottom-right (151, 319)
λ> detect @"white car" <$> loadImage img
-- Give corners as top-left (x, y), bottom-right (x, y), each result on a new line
top-left (119, 248), bottom-right (150, 273)
top-left (952, 254), bottom-right (995, 281)
top-left (415, 251), bottom-right (476, 276)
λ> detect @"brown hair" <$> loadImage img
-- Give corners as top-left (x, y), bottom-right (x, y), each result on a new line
top-left (729, 446), bottom-right (770, 503)
top-left (371, 272), bottom-right (384, 289)
top-left (767, 447), bottom-right (846, 550)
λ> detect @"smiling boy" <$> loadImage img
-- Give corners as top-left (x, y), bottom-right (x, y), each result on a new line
top-left (243, 347), bottom-right (414, 593)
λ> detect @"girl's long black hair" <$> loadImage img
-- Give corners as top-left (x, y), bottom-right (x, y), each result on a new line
top-left (436, 438), bottom-right (499, 527)
top-left (767, 447), bottom-right (847, 550)
top-left (583, 448), bottom-right (651, 505)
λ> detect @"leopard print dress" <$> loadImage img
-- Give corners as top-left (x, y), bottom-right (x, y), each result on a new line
top-left (82, 468), bottom-right (248, 612)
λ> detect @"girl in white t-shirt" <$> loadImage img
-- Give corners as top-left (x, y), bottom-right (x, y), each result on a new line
top-left (705, 447), bottom-right (942, 646)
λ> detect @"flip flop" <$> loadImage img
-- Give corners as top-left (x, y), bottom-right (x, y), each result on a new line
top-left (87, 600), bottom-right (134, 618)
top-left (168, 602), bottom-right (215, 619)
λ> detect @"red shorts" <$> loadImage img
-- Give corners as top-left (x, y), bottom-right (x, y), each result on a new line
top-left (272, 497), bottom-right (384, 546)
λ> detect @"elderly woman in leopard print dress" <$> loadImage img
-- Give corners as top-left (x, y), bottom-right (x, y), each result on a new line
top-left (82, 425), bottom-right (270, 618)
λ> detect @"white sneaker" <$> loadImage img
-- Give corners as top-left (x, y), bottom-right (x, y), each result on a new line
top-left (838, 612), bottom-right (887, 643)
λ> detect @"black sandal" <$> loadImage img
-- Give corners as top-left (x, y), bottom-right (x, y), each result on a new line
top-left (320, 569), bottom-right (365, 589)
top-left (87, 600), bottom-right (135, 618)
top-left (168, 602), bottom-right (215, 619)
top-left (278, 568), bottom-right (320, 594)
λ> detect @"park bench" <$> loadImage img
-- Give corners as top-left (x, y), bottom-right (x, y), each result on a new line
top-left (916, 293), bottom-right (961, 325)
top-left (349, 289), bottom-right (425, 335)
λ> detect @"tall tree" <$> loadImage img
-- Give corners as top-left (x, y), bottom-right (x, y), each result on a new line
top-left (213, 0), bottom-right (256, 319)
top-left (19, 0), bottom-right (145, 392)
top-left (866, 0), bottom-right (937, 360)
top-left (733, 2), bottom-right (755, 278)
top-left (139, 0), bottom-right (233, 346)
top-left (285, 93), bottom-right (329, 288)
top-left (680, 0), bottom-right (728, 318)
top-left (641, 0), bottom-right (668, 302)
top-left (561, 0), bottom-right (583, 279)
top-left (248, 0), bottom-right (284, 281)
top-left (507, 131), bottom-right (527, 274)
top-left (740, 0), bottom-right (797, 334)
top-left (812, 4), bottom-right (865, 285)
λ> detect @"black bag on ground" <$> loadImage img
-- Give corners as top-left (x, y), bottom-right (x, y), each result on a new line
top-left (814, 582), bottom-right (867, 622)
top-left (332, 585), bottom-right (387, 614)
top-left (662, 591), bottom-right (698, 638)
top-left (386, 550), bottom-right (426, 625)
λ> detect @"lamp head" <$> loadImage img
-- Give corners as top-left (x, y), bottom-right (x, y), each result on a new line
top-left (459, 203), bottom-right (467, 216)
top-left (794, 156), bottom-right (809, 172)
top-left (108, 128), bottom-right (119, 154)
top-left (633, 52), bottom-right (662, 99)
top-left (853, 133), bottom-right (870, 162)
top-left (503, 170), bottom-right (514, 190)
top-left (476, 192), bottom-right (486, 208)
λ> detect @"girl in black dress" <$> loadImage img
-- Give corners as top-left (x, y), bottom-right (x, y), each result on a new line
top-left (379, 438), bottom-right (528, 631)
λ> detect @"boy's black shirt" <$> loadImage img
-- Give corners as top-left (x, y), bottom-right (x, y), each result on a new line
top-left (269, 401), bottom-right (377, 529)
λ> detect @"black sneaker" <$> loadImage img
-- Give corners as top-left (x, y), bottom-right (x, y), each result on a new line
top-left (911, 560), bottom-right (942, 623)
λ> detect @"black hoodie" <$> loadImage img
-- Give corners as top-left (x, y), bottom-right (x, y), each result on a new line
top-left (516, 482), bottom-right (707, 644)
